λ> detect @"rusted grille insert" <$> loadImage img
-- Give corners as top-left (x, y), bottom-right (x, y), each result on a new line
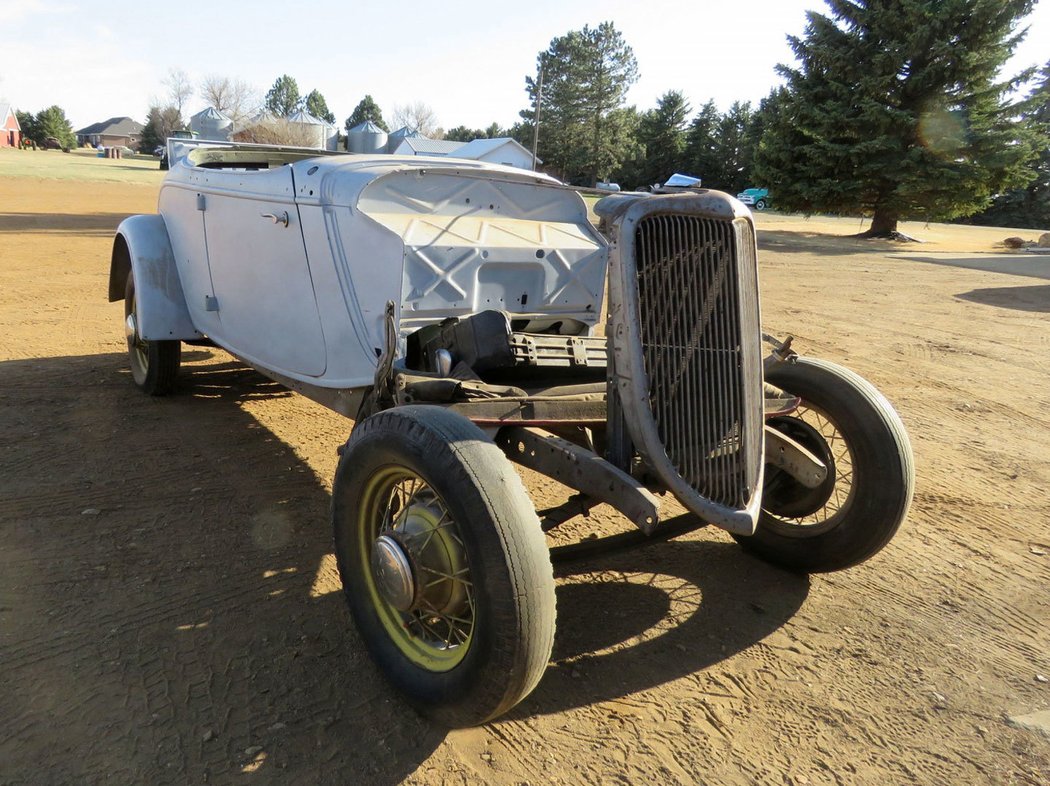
top-left (634, 214), bottom-right (761, 509)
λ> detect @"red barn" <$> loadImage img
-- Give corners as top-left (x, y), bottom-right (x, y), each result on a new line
top-left (0, 103), bottom-right (21, 148)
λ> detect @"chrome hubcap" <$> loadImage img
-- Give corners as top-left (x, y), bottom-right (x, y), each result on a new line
top-left (371, 534), bottom-right (416, 612)
top-left (125, 313), bottom-right (137, 341)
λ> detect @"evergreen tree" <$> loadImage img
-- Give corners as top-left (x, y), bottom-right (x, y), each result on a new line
top-left (265, 75), bottom-right (301, 117)
top-left (303, 89), bottom-right (335, 124)
top-left (344, 95), bottom-right (389, 132)
top-left (15, 110), bottom-right (40, 146)
top-left (140, 106), bottom-right (184, 151)
top-left (444, 123), bottom-right (506, 142)
top-left (755, 0), bottom-right (1039, 236)
top-left (683, 100), bottom-right (721, 185)
top-left (706, 101), bottom-right (754, 193)
top-left (35, 105), bottom-right (76, 149)
top-left (626, 90), bottom-right (691, 189)
top-left (967, 60), bottom-right (1050, 229)
top-left (521, 21), bottom-right (639, 184)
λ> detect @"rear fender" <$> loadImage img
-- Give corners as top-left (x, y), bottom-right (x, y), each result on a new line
top-left (109, 215), bottom-right (201, 341)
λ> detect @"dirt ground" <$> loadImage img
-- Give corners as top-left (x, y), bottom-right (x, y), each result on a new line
top-left (1, 150), bottom-right (1048, 785)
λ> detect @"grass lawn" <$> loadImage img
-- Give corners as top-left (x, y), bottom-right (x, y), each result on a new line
top-left (0, 146), bottom-right (165, 186)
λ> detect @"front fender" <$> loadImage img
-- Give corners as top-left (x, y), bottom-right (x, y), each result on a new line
top-left (109, 215), bottom-right (201, 341)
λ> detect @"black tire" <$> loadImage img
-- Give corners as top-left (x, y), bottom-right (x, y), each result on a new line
top-left (124, 273), bottom-right (180, 395)
top-left (332, 406), bottom-right (556, 726)
top-left (734, 358), bottom-right (914, 572)
top-left (755, 198), bottom-right (768, 210)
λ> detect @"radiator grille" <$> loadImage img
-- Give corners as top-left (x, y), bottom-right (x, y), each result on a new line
top-left (634, 214), bottom-right (762, 509)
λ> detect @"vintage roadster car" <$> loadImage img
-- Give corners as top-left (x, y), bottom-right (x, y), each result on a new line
top-left (109, 139), bottom-right (913, 726)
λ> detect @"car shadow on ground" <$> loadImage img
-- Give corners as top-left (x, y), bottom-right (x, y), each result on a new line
top-left (955, 284), bottom-right (1050, 313)
top-left (511, 537), bottom-right (809, 719)
top-left (0, 350), bottom-right (808, 784)
top-left (0, 211), bottom-right (136, 235)
top-left (893, 253), bottom-right (1050, 281)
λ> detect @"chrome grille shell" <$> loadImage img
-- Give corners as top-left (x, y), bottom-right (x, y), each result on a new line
top-left (598, 192), bottom-right (764, 535)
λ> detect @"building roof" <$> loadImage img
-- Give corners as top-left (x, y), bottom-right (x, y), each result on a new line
top-left (191, 106), bottom-right (232, 122)
top-left (76, 116), bottom-right (144, 137)
top-left (349, 120), bottom-right (386, 134)
top-left (398, 137), bottom-right (464, 155)
top-left (289, 109), bottom-right (333, 127)
top-left (389, 125), bottom-right (421, 139)
top-left (451, 137), bottom-right (537, 163)
top-left (0, 103), bottom-right (20, 129)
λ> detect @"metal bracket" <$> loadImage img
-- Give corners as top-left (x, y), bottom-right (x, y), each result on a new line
top-left (496, 426), bottom-right (661, 534)
top-left (762, 333), bottom-right (798, 373)
top-left (764, 425), bottom-right (828, 489)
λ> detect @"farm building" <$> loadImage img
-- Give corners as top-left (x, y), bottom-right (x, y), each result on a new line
top-left (448, 137), bottom-right (537, 169)
top-left (76, 117), bottom-right (144, 150)
top-left (0, 103), bottom-right (21, 148)
top-left (388, 135), bottom-right (539, 170)
top-left (189, 107), bottom-right (232, 141)
top-left (390, 137), bottom-right (463, 156)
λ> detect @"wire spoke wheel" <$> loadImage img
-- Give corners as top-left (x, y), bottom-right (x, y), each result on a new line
top-left (333, 406), bottom-right (556, 726)
top-left (358, 468), bottom-right (475, 670)
top-left (762, 403), bottom-right (855, 536)
top-left (735, 358), bottom-right (914, 573)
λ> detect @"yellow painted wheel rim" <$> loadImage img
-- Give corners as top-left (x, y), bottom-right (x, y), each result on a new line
top-left (357, 467), bottom-right (474, 671)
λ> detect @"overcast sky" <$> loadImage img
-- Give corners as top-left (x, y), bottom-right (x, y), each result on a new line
top-left (2, 0), bottom-right (1048, 132)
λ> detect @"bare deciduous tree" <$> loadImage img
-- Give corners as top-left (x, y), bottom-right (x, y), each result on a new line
top-left (392, 101), bottom-right (442, 138)
top-left (199, 75), bottom-right (259, 125)
top-left (163, 68), bottom-right (193, 115)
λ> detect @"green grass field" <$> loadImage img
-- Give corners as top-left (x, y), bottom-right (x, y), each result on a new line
top-left (0, 146), bottom-right (165, 185)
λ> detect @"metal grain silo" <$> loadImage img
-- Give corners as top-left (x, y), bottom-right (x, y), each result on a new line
top-left (386, 125), bottom-right (420, 153)
top-left (347, 120), bottom-right (388, 153)
top-left (190, 107), bottom-right (233, 141)
top-left (288, 110), bottom-right (327, 149)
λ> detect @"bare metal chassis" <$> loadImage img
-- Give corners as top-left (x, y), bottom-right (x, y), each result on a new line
top-left (253, 316), bottom-right (827, 542)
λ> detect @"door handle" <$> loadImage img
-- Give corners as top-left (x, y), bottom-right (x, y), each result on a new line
top-left (261, 211), bottom-right (290, 227)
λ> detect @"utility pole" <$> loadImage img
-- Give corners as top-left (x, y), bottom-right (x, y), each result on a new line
top-left (530, 62), bottom-right (544, 172)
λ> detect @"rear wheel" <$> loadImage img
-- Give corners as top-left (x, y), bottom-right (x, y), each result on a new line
top-left (332, 406), bottom-right (556, 726)
top-left (735, 358), bottom-right (914, 572)
top-left (124, 273), bottom-right (180, 395)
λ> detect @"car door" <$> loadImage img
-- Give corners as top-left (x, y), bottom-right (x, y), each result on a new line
top-left (200, 166), bottom-right (327, 377)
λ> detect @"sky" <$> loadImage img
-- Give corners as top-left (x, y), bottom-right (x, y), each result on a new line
top-left (1, 0), bottom-right (1048, 133)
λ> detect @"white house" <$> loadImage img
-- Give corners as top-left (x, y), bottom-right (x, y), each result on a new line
top-left (391, 137), bottom-right (464, 157)
top-left (391, 136), bottom-right (540, 170)
top-left (449, 137), bottom-right (538, 170)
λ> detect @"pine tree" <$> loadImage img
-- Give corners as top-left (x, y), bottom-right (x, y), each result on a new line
top-left (707, 101), bottom-right (754, 193)
top-left (755, 0), bottom-right (1039, 236)
top-left (265, 75), bottom-right (301, 117)
top-left (630, 90), bottom-right (691, 189)
top-left (140, 106), bottom-right (184, 152)
top-left (521, 21), bottom-right (639, 184)
top-left (344, 95), bottom-right (389, 132)
top-left (303, 89), bottom-right (335, 124)
top-left (35, 106), bottom-right (77, 149)
top-left (683, 100), bottom-right (721, 186)
top-left (968, 61), bottom-right (1050, 229)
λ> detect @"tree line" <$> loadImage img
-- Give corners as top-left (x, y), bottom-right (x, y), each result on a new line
top-left (13, 1), bottom-right (1048, 232)
top-left (513, 4), bottom-right (1049, 234)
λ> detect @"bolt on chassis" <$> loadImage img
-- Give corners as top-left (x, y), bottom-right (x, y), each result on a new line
top-left (110, 140), bottom-right (914, 726)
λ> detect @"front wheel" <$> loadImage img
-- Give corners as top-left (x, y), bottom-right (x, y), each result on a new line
top-left (332, 406), bottom-right (556, 726)
top-left (755, 198), bottom-right (768, 210)
top-left (735, 358), bottom-right (914, 572)
top-left (124, 273), bottom-right (180, 395)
